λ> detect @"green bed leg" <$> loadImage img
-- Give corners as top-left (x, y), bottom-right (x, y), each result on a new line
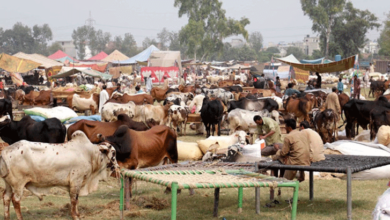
top-left (171, 182), bottom-right (179, 220)
top-left (291, 181), bottom-right (299, 220)
top-left (120, 176), bottom-right (124, 220)
top-left (238, 187), bottom-right (243, 213)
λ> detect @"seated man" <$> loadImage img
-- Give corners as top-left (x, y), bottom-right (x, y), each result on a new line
top-left (273, 119), bottom-right (311, 182)
top-left (305, 81), bottom-right (314, 90)
top-left (284, 83), bottom-right (300, 97)
top-left (253, 115), bottom-right (283, 146)
top-left (299, 121), bottom-right (325, 162)
top-left (135, 85), bottom-right (145, 94)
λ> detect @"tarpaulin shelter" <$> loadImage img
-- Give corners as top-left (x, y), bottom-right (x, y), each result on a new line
top-left (0, 53), bottom-right (41, 73)
top-left (48, 50), bottom-right (78, 63)
top-left (13, 52), bottom-right (63, 77)
top-left (51, 67), bottom-right (104, 79)
top-left (115, 45), bottom-right (159, 64)
top-left (71, 62), bottom-right (108, 72)
top-left (148, 51), bottom-right (182, 74)
top-left (300, 57), bottom-right (333, 64)
top-left (87, 51), bottom-right (108, 61)
top-left (276, 54), bottom-right (356, 73)
top-left (102, 50), bottom-right (129, 62)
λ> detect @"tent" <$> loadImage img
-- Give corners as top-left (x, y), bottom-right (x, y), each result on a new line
top-left (115, 45), bottom-right (160, 64)
top-left (101, 50), bottom-right (129, 62)
top-left (13, 52), bottom-right (63, 69)
top-left (276, 54), bottom-right (356, 73)
top-left (148, 51), bottom-right (182, 74)
top-left (51, 67), bottom-right (103, 79)
top-left (48, 50), bottom-right (78, 62)
top-left (87, 51), bottom-right (108, 61)
top-left (0, 53), bottom-right (41, 73)
top-left (300, 57), bottom-right (333, 64)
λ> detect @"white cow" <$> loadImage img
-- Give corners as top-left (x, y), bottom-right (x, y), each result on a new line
top-left (167, 105), bottom-right (189, 136)
top-left (0, 131), bottom-right (118, 220)
top-left (373, 188), bottom-right (390, 220)
top-left (224, 109), bottom-right (272, 135)
top-left (188, 94), bottom-right (206, 134)
top-left (101, 101), bottom-right (136, 122)
top-left (206, 130), bottom-right (248, 146)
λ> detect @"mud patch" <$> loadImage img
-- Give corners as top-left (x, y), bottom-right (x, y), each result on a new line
top-left (134, 196), bottom-right (169, 210)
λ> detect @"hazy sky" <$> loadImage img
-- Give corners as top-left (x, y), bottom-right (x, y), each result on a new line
top-left (1, 0), bottom-right (389, 47)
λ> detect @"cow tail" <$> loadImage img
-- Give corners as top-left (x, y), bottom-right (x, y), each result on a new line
top-left (0, 156), bottom-right (9, 178)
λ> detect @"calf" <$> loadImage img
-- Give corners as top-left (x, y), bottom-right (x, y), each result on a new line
top-left (1, 131), bottom-right (118, 220)
top-left (101, 101), bottom-right (136, 122)
top-left (167, 105), bottom-right (189, 136)
top-left (284, 96), bottom-right (314, 122)
top-left (0, 115), bottom-right (65, 144)
top-left (313, 109), bottom-right (338, 143)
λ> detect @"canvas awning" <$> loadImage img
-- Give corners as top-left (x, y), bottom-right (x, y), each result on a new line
top-left (102, 50), bottom-right (129, 62)
top-left (115, 45), bottom-right (160, 64)
top-left (276, 54), bottom-right (356, 73)
top-left (148, 51), bottom-right (183, 74)
top-left (51, 67), bottom-right (102, 79)
top-left (0, 53), bottom-right (41, 73)
top-left (13, 52), bottom-right (63, 69)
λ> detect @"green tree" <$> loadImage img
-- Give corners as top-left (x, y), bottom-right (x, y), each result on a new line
top-left (169, 31), bottom-right (187, 57)
top-left (378, 12), bottom-right (390, 56)
top-left (157, 28), bottom-right (171, 50)
top-left (89, 29), bottom-right (111, 55)
top-left (327, 2), bottom-right (380, 57)
top-left (311, 49), bottom-right (323, 59)
top-left (142, 37), bottom-right (158, 50)
top-left (248, 32), bottom-right (263, 53)
top-left (47, 42), bottom-right (63, 55)
top-left (266, 47), bottom-right (280, 54)
top-left (0, 22), bottom-right (35, 54)
top-left (301, 0), bottom-right (346, 58)
top-left (113, 33), bottom-right (139, 57)
top-left (286, 47), bottom-right (306, 60)
top-left (72, 25), bottom-right (94, 59)
top-left (32, 24), bottom-right (52, 55)
top-left (174, 0), bottom-right (250, 61)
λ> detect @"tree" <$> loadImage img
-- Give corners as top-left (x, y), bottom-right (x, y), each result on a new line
top-left (248, 32), bottom-right (263, 53)
top-left (157, 28), bottom-right (171, 50)
top-left (286, 47), bottom-right (306, 60)
top-left (0, 22), bottom-right (35, 54)
top-left (89, 29), bottom-right (111, 55)
top-left (379, 12), bottom-right (390, 56)
top-left (301, 0), bottom-right (346, 58)
top-left (47, 42), bottom-right (63, 55)
top-left (174, 0), bottom-right (250, 60)
top-left (142, 37), bottom-right (158, 50)
top-left (113, 33), bottom-right (139, 57)
top-left (266, 47), bottom-right (280, 54)
top-left (326, 2), bottom-right (380, 57)
top-left (311, 49), bottom-right (323, 59)
top-left (72, 25), bottom-right (94, 59)
top-left (169, 31), bottom-right (187, 57)
top-left (32, 24), bottom-right (52, 55)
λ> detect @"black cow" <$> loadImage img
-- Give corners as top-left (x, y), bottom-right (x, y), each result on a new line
top-left (0, 115), bottom-right (66, 145)
top-left (222, 86), bottom-right (243, 93)
top-left (369, 81), bottom-right (386, 98)
top-left (370, 107), bottom-right (390, 140)
top-left (344, 96), bottom-right (390, 138)
top-left (200, 97), bottom-right (224, 137)
top-left (163, 97), bottom-right (181, 106)
top-left (227, 97), bottom-right (279, 112)
top-left (0, 98), bottom-right (13, 121)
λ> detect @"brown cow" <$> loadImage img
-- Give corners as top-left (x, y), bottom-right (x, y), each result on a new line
top-left (218, 80), bottom-right (242, 87)
top-left (284, 96), bottom-right (314, 122)
top-left (178, 84), bottom-right (197, 93)
top-left (67, 114), bottom-right (153, 143)
top-left (98, 125), bottom-right (178, 170)
top-left (67, 93), bottom-right (100, 114)
top-left (251, 88), bottom-right (283, 98)
top-left (20, 90), bottom-right (40, 105)
top-left (150, 87), bottom-right (169, 102)
top-left (338, 93), bottom-right (350, 109)
top-left (133, 102), bottom-right (173, 125)
top-left (106, 93), bottom-right (154, 105)
top-left (33, 90), bottom-right (52, 105)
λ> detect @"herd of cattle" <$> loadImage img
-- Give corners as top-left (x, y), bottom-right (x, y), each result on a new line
top-left (1, 77), bottom-right (390, 219)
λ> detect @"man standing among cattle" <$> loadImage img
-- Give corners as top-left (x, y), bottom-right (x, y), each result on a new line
top-left (321, 87), bottom-right (341, 118)
top-left (315, 72), bottom-right (322, 88)
top-left (353, 75), bottom-right (361, 99)
top-left (253, 115), bottom-right (283, 146)
top-left (99, 85), bottom-right (109, 113)
top-left (272, 119), bottom-right (311, 181)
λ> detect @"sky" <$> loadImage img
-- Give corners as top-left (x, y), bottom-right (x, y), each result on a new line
top-left (1, 0), bottom-right (389, 47)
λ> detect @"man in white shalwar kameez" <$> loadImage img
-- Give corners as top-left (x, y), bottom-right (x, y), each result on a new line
top-left (99, 85), bottom-right (109, 113)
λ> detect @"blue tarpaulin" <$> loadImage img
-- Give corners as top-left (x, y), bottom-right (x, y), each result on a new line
top-left (114, 45), bottom-right (160, 64)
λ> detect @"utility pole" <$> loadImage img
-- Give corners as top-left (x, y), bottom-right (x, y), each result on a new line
top-left (85, 11), bottom-right (95, 27)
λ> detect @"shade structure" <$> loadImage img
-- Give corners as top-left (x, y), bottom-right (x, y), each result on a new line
top-left (276, 54), bottom-right (356, 73)
top-left (0, 53), bottom-right (41, 73)
top-left (115, 45), bottom-right (160, 64)
top-left (102, 50), bottom-right (129, 62)
top-left (87, 51), bottom-right (108, 61)
top-left (13, 52), bottom-right (63, 69)
top-left (51, 67), bottom-right (102, 79)
top-left (48, 50), bottom-right (78, 62)
top-left (148, 51), bottom-right (183, 75)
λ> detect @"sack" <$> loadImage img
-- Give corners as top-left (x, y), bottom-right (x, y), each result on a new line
top-left (177, 142), bottom-right (203, 161)
top-left (24, 106), bottom-right (78, 123)
top-left (65, 115), bottom-right (101, 124)
top-left (197, 139), bottom-right (230, 154)
top-left (377, 125), bottom-right (390, 147)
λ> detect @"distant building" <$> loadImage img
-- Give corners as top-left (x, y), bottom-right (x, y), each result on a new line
top-left (361, 41), bottom-right (379, 54)
top-left (302, 35), bottom-right (320, 56)
top-left (230, 38), bottom-right (245, 48)
top-left (55, 40), bottom-right (77, 58)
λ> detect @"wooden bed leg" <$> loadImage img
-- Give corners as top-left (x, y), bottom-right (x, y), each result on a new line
top-left (125, 177), bottom-right (130, 210)
top-left (255, 187), bottom-right (260, 214)
top-left (213, 188), bottom-right (220, 217)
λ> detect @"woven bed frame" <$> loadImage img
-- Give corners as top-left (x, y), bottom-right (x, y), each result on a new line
top-left (119, 162), bottom-right (300, 220)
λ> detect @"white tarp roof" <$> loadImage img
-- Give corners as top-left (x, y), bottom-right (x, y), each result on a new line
top-left (13, 52), bottom-right (63, 69)
top-left (148, 51), bottom-right (183, 74)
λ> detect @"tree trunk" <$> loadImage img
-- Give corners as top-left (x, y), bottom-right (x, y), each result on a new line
top-left (325, 17), bottom-right (333, 59)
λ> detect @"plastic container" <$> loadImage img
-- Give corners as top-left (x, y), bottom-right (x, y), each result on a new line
top-left (335, 55), bottom-right (342, 62)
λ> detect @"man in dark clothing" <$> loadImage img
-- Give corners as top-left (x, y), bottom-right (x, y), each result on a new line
top-left (315, 72), bottom-right (321, 88)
